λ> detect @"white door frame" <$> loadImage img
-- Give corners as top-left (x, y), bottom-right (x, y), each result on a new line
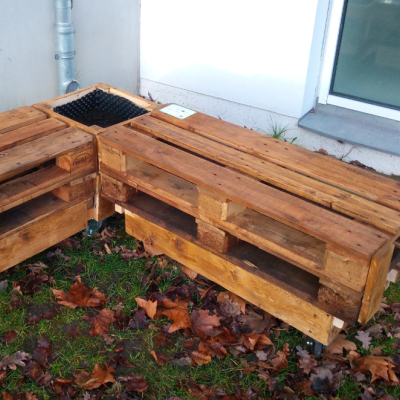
top-left (318, 0), bottom-right (400, 122)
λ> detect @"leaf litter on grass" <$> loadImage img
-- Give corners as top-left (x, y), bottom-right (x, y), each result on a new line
top-left (1, 216), bottom-right (400, 399)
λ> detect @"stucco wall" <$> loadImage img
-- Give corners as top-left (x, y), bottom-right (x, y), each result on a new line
top-left (140, 0), bottom-right (330, 119)
top-left (0, 0), bottom-right (140, 113)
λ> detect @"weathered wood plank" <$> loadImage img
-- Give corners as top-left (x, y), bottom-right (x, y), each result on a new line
top-left (0, 118), bottom-right (66, 152)
top-left (0, 106), bottom-right (46, 135)
top-left (123, 199), bottom-right (343, 345)
top-left (151, 109), bottom-right (400, 213)
top-left (0, 199), bottom-right (87, 272)
top-left (0, 128), bottom-right (93, 183)
top-left (99, 126), bottom-right (389, 264)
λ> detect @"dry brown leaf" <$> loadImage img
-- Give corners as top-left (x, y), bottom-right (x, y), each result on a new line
top-left (150, 351), bottom-right (170, 366)
top-left (73, 364), bottom-right (115, 390)
top-left (125, 376), bottom-right (149, 392)
top-left (190, 351), bottom-right (212, 366)
top-left (161, 308), bottom-right (192, 333)
top-left (353, 355), bottom-right (399, 385)
top-left (240, 333), bottom-right (273, 351)
top-left (135, 297), bottom-right (157, 319)
top-left (0, 351), bottom-right (30, 370)
top-left (325, 334), bottom-right (357, 355)
top-left (296, 346), bottom-right (318, 374)
top-left (143, 242), bottom-right (163, 257)
top-left (217, 291), bottom-right (246, 314)
top-left (84, 309), bottom-right (115, 336)
top-left (25, 393), bottom-right (39, 400)
top-left (190, 310), bottom-right (221, 338)
top-left (181, 265), bottom-right (198, 280)
top-left (3, 393), bottom-right (13, 400)
top-left (52, 277), bottom-right (106, 309)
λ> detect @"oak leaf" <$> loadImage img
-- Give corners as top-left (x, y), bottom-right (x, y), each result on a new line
top-left (352, 355), bottom-right (399, 385)
top-left (217, 291), bottom-right (246, 314)
top-left (356, 331), bottom-right (372, 351)
top-left (73, 364), bottom-right (115, 390)
top-left (190, 310), bottom-right (221, 338)
top-left (52, 277), bottom-right (106, 309)
top-left (84, 309), bottom-right (115, 336)
top-left (0, 351), bottom-right (30, 370)
top-left (296, 346), bottom-right (318, 374)
top-left (324, 334), bottom-right (357, 355)
top-left (135, 297), bottom-right (157, 319)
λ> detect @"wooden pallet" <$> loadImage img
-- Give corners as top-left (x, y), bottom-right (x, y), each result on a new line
top-left (97, 108), bottom-right (400, 345)
top-left (32, 82), bottom-right (156, 221)
top-left (0, 107), bottom-right (96, 272)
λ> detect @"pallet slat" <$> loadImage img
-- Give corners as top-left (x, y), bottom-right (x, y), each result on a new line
top-left (152, 109), bottom-right (400, 213)
top-left (0, 106), bottom-right (46, 135)
top-left (0, 118), bottom-right (66, 151)
top-left (99, 127), bottom-right (389, 264)
top-left (131, 115), bottom-right (400, 235)
top-left (0, 127), bottom-right (93, 183)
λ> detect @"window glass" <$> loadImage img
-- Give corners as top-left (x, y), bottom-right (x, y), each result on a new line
top-left (331, 0), bottom-right (400, 109)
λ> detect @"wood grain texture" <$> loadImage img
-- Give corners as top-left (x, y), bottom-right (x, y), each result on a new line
top-left (359, 243), bottom-right (395, 323)
top-left (0, 200), bottom-right (87, 272)
top-left (99, 126), bottom-right (388, 264)
top-left (0, 106), bottom-right (46, 135)
top-left (133, 115), bottom-right (400, 234)
top-left (152, 110), bottom-right (400, 212)
top-left (0, 128), bottom-right (93, 183)
top-left (0, 118), bottom-right (66, 151)
top-left (123, 200), bottom-right (341, 344)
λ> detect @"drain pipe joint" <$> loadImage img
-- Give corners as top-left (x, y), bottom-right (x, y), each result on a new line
top-left (54, 0), bottom-right (79, 95)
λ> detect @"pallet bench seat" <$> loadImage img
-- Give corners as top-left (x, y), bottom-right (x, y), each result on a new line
top-left (97, 107), bottom-right (399, 345)
top-left (0, 107), bottom-right (96, 272)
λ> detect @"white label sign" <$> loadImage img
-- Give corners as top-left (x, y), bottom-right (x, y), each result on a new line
top-left (159, 104), bottom-right (197, 120)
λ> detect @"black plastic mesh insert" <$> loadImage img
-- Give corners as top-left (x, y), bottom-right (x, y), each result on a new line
top-left (54, 89), bottom-right (148, 128)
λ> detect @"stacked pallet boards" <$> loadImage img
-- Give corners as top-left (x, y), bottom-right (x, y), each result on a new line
top-left (33, 82), bottom-right (155, 221)
top-left (0, 107), bottom-right (96, 272)
top-left (97, 106), bottom-right (400, 345)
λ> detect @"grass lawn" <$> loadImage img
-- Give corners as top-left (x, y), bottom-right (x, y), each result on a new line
top-left (1, 214), bottom-right (400, 400)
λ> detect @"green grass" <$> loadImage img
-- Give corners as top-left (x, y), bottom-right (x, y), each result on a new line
top-left (0, 214), bottom-right (399, 399)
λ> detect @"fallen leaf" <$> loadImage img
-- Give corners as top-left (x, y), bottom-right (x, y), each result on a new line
top-left (25, 392), bottom-right (39, 400)
top-left (125, 376), bottom-right (149, 392)
top-left (52, 277), bottom-right (106, 309)
top-left (217, 291), bottom-right (246, 314)
top-left (356, 331), bottom-right (372, 350)
top-left (0, 331), bottom-right (17, 345)
top-left (150, 351), bottom-right (170, 366)
top-left (3, 393), bottom-right (13, 400)
top-left (296, 346), bottom-right (318, 374)
top-left (190, 310), bottom-right (221, 338)
top-left (353, 355), bottom-right (399, 385)
top-left (84, 309), bottom-right (116, 336)
top-left (135, 297), bottom-right (157, 319)
top-left (190, 351), bottom-right (212, 365)
top-left (171, 357), bottom-right (192, 367)
top-left (324, 334), bottom-right (357, 355)
top-left (129, 309), bottom-right (148, 330)
top-left (310, 368), bottom-right (344, 393)
top-left (143, 242), bottom-right (163, 257)
top-left (0, 351), bottom-right (30, 370)
top-left (73, 364), bottom-right (115, 390)
top-left (237, 310), bottom-right (276, 334)
top-left (240, 333), bottom-right (272, 351)
top-left (181, 265), bottom-right (198, 280)
top-left (0, 370), bottom-right (7, 385)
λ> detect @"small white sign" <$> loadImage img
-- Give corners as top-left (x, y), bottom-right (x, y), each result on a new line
top-left (159, 104), bottom-right (197, 120)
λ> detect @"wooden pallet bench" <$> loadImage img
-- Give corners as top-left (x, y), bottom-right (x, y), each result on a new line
top-left (32, 82), bottom-right (156, 220)
top-left (97, 107), bottom-right (400, 345)
top-left (0, 107), bottom-right (96, 272)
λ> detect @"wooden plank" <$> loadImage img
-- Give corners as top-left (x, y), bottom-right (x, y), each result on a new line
top-left (0, 128), bottom-right (93, 182)
top-left (132, 115), bottom-right (400, 235)
top-left (123, 200), bottom-right (342, 345)
top-left (359, 243), bottom-right (395, 323)
top-left (0, 166), bottom-right (69, 213)
top-left (151, 109), bottom-right (400, 213)
top-left (0, 200), bottom-right (87, 272)
top-left (0, 119), bottom-right (67, 152)
top-left (101, 165), bottom-right (327, 275)
top-left (99, 127), bottom-right (389, 264)
top-left (0, 106), bottom-right (46, 135)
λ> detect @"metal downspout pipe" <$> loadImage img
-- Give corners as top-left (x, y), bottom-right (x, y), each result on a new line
top-left (54, 0), bottom-right (79, 95)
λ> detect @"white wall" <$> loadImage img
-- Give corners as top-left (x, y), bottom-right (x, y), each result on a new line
top-left (0, 0), bottom-right (140, 113)
top-left (141, 0), bottom-right (329, 119)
